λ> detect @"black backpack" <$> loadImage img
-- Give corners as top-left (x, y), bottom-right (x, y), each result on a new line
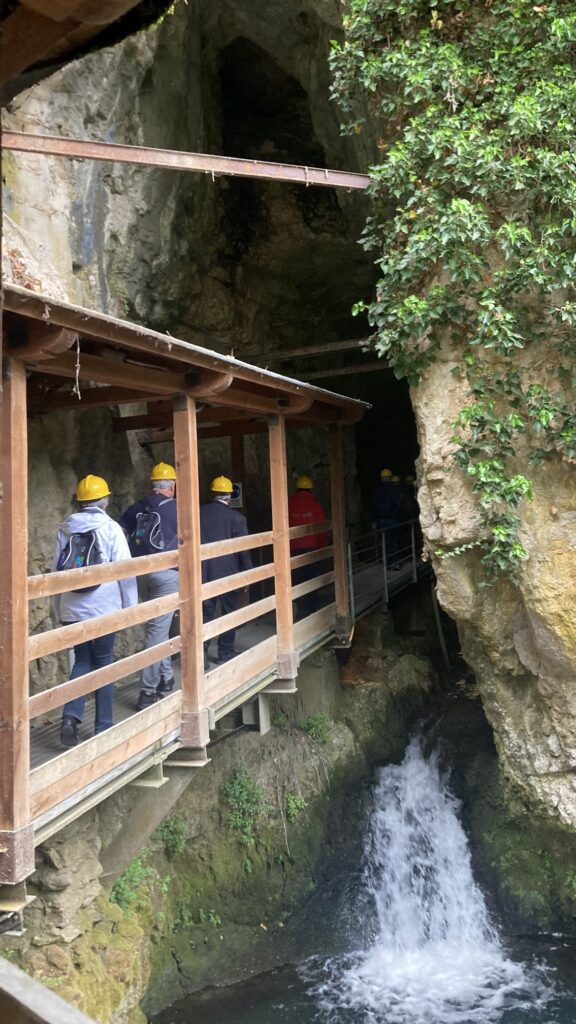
top-left (57, 530), bottom-right (103, 593)
top-left (129, 499), bottom-right (170, 556)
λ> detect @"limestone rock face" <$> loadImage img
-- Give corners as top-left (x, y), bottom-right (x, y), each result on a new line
top-left (414, 353), bottom-right (576, 828)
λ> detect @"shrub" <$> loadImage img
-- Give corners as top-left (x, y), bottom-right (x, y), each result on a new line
top-left (302, 714), bottom-right (330, 745)
top-left (223, 766), bottom-right (263, 847)
top-left (153, 814), bottom-right (189, 858)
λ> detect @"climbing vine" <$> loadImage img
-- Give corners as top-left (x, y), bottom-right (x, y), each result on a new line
top-left (330, 0), bottom-right (576, 578)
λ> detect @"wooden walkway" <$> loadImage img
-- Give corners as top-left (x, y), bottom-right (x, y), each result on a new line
top-left (1, 287), bottom-right (368, 889)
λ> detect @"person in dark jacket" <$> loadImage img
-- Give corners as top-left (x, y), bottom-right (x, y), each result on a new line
top-left (371, 467), bottom-right (403, 568)
top-left (288, 474), bottom-right (328, 616)
top-left (201, 475), bottom-right (252, 666)
top-left (119, 462), bottom-right (179, 709)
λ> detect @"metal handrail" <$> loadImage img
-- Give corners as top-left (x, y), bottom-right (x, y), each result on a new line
top-left (347, 519), bottom-right (429, 621)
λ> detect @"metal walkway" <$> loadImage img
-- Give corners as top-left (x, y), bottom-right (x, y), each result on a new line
top-left (348, 519), bottom-right (430, 621)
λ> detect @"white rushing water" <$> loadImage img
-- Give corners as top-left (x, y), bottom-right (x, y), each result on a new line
top-left (309, 739), bottom-right (551, 1024)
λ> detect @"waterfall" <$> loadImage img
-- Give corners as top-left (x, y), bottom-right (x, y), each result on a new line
top-left (308, 738), bottom-right (551, 1024)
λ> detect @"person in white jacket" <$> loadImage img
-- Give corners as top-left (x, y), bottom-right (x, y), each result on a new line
top-left (54, 475), bottom-right (138, 747)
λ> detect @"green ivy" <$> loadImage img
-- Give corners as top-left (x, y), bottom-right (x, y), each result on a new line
top-left (331, 0), bottom-right (576, 579)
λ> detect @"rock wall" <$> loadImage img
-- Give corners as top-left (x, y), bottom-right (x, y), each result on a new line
top-left (415, 348), bottom-right (576, 829)
top-left (0, 614), bottom-right (432, 1022)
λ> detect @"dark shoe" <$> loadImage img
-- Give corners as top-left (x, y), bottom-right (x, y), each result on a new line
top-left (60, 715), bottom-right (78, 748)
top-left (156, 677), bottom-right (175, 698)
top-left (137, 690), bottom-right (157, 711)
top-left (215, 650), bottom-right (237, 665)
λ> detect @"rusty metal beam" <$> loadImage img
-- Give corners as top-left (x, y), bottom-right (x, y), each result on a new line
top-left (2, 132), bottom-right (371, 191)
top-left (299, 362), bottom-right (388, 381)
top-left (266, 337), bottom-right (375, 361)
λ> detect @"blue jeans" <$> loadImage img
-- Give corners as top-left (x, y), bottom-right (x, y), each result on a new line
top-left (138, 569), bottom-right (180, 694)
top-left (63, 632), bottom-right (116, 733)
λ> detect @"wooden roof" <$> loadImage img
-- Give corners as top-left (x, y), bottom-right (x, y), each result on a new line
top-left (1, 0), bottom-right (173, 93)
top-left (2, 285), bottom-right (369, 434)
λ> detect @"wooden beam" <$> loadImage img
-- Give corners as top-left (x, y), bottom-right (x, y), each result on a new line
top-left (0, 956), bottom-right (98, 1024)
top-left (31, 385), bottom-right (171, 414)
top-left (202, 595), bottom-right (276, 643)
top-left (204, 387), bottom-right (283, 415)
top-left (201, 561), bottom-right (274, 602)
top-left (293, 602), bottom-right (336, 648)
top-left (172, 395), bottom-right (209, 749)
top-left (290, 545), bottom-right (334, 569)
top-left (292, 570), bottom-right (335, 600)
top-left (187, 370), bottom-right (234, 397)
top-left (328, 425), bottom-right (351, 638)
top-left (205, 636), bottom-right (277, 705)
top-left (0, 8), bottom-right (78, 85)
top-left (0, 362), bottom-right (29, 812)
top-left (267, 415), bottom-right (297, 678)
top-left (31, 702), bottom-right (181, 818)
top-left (4, 287), bottom-right (368, 415)
top-left (0, 359), bottom-right (34, 882)
top-left (29, 592), bottom-right (179, 661)
top-left (29, 637), bottom-right (181, 717)
top-left (288, 520), bottom-right (332, 540)
top-left (26, 350), bottom-right (190, 394)
top-left (28, 549), bottom-right (177, 600)
top-left (201, 530), bottom-right (273, 559)
top-left (6, 322), bottom-right (79, 361)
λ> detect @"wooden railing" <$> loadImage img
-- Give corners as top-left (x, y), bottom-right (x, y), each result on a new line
top-left (0, 956), bottom-right (97, 1024)
top-left (27, 524), bottom-right (337, 717)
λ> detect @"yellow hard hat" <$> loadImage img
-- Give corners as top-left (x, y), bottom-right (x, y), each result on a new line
top-left (296, 474), bottom-right (313, 490)
top-left (392, 475), bottom-right (401, 483)
top-left (151, 462), bottom-right (176, 481)
top-left (210, 475), bottom-right (233, 493)
top-left (380, 468), bottom-right (393, 480)
top-left (76, 475), bottom-right (111, 501)
top-left (404, 474), bottom-right (415, 484)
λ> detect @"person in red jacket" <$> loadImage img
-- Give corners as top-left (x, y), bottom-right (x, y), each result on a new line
top-left (288, 474), bottom-right (328, 617)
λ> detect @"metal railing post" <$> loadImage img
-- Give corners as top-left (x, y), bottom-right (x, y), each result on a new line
top-left (347, 538), bottom-right (356, 624)
top-left (381, 530), bottom-right (389, 607)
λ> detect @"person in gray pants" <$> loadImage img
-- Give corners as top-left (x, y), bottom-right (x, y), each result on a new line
top-left (119, 462), bottom-right (180, 710)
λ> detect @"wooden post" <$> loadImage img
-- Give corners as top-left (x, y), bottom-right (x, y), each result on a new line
top-left (267, 415), bottom-right (298, 679)
top-left (173, 394), bottom-right (209, 750)
top-left (0, 359), bottom-right (34, 883)
top-left (328, 425), bottom-right (352, 640)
